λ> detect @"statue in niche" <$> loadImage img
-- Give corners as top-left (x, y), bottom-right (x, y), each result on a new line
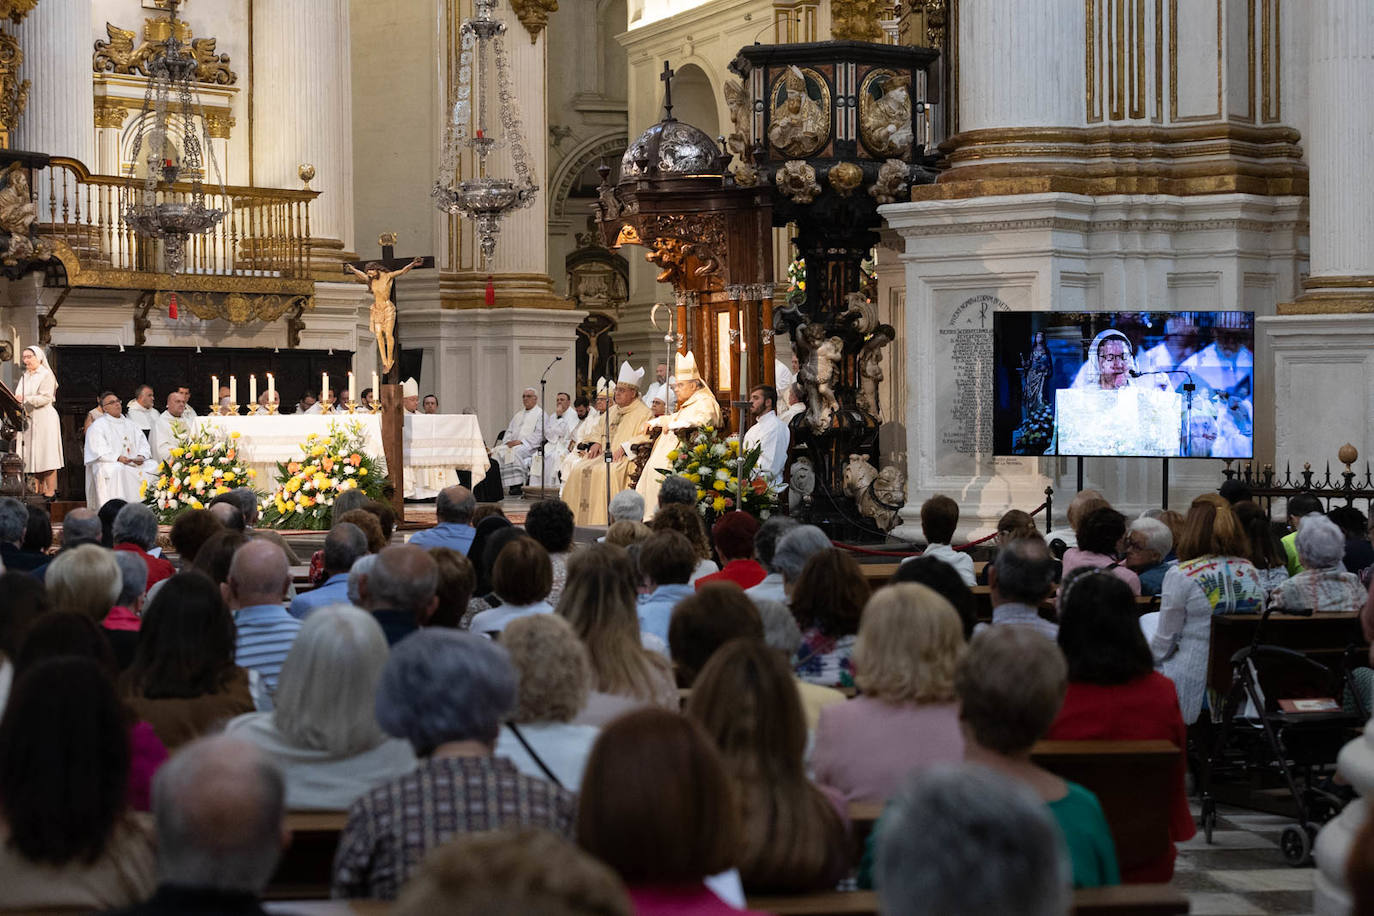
top-left (345, 257), bottom-right (424, 373)
top-left (0, 163), bottom-right (50, 267)
top-left (1021, 331), bottom-right (1052, 417)
top-left (857, 324), bottom-right (896, 418)
top-left (769, 66), bottom-right (828, 158)
top-left (569, 261), bottom-right (627, 314)
top-left (795, 321), bottom-right (843, 435)
top-left (860, 70), bottom-right (914, 157)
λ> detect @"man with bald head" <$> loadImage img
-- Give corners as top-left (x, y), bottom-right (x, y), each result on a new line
top-left (406, 485), bottom-right (477, 554)
top-left (223, 539), bottom-right (300, 694)
top-left (208, 500), bottom-right (246, 532)
top-left (109, 735), bottom-right (287, 914)
top-left (359, 544), bottom-right (439, 645)
top-left (490, 387), bottom-right (545, 496)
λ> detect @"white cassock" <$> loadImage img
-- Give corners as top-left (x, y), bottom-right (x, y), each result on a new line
top-left (491, 406), bottom-right (545, 488)
top-left (742, 410), bottom-right (790, 481)
top-left (151, 410), bottom-right (192, 464)
top-left (126, 401), bottom-right (158, 440)
top-left (555, 408), bottom-right (600, 484)
top-left (1179, 343), bottom-right (1253, 398)
top-left (85, 414), bottom-right (155, 509)
top-left (528, 409), bottom-right (580, 488)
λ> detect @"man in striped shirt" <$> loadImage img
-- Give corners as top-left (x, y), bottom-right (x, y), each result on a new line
top-left (223, 538), bottom-right (300, 695)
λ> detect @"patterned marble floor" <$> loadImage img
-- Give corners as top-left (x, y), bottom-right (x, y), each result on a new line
top-left (1176, 802), bottom-right (1317, 915)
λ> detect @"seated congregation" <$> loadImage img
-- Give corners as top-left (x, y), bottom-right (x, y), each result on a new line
top-left (0, 477), bottom-right (1363, 914)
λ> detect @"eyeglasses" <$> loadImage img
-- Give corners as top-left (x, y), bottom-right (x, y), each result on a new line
top-left (1099, 352), bottom-right (1128, 364)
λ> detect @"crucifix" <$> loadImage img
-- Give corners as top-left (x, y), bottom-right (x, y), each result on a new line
top-left (660, 60), bottom-right (675, 120)
top-left (345, 233), bottom-right (435, 517)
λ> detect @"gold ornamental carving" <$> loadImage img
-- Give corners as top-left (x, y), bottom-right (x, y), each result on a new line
top-left (827, 162), bottom-right (863, 196)
top-left (0, 28), bottom-right (27, 147)
top-left (768, 66), bottom-right (830, 159)
top-left (859, 69), bottom-right (913, 157)
top-left (202, 110), bottom-right (234, 139)
top-left (93, 99), bottom-right (129, 129)
top-left (829, 0), bottom-right (885, 42)
top-left (93, 18), bottom-right (238, 85)
top-left (776, 160), bottom-right (821, 204)
top-left (0, 0), bottom-right (37, 24)
top-left (509, 0), bottom-right (557, 42)
top-left (166, 290), bottom-right (311, 325)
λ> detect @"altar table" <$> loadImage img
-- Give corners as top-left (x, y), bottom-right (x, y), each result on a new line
top-left (194, 414), bottom-right (488, 489)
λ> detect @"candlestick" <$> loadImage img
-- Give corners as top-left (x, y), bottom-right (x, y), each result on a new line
top-left (229, 375), bottom-right (237, 407)
top-left (346, 399), bottom-right (358, 414)
top-left (322, 371), bottom-right (329, 406)
top-left (371, 371), bottom-right (379, 400)
top-left (249, 374), bottom-right (257, 410)
top-left (211, 375), bottom-right (218, 411)
top-left (266, 373), bottom-right (276, 413)
top-left (348, 371), bottom-right (356, 404)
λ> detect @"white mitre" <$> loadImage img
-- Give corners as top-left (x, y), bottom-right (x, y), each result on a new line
top-left (616, 361), bottom-right (645, 389)
top-left (402, 377), bottom-right (419, 398)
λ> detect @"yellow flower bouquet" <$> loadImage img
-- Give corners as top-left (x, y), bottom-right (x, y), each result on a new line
top-left (660, 425), bottom-right (778, 519)
top-left (141, 423), bottom-right (258, 522)
top-left (259, 420), bottom-right (387, 530)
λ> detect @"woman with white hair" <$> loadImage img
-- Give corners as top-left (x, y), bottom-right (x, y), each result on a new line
top-left (1122, 516), bottom-right (1175, 596)
top-left (1269, 513), bottom-right (1366, 613)
top-left (224, 605), bottom-right (415, 809)
top-left (332, 629), bottom-right (577, 900)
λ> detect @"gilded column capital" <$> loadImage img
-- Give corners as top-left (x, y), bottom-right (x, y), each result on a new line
top-left (509, 0), bottom-right (557, 43)
top-left (203, 110), bottom-right (235, 139)
top-left (0, 0), bottom-right (37, 26)
top-left (93, 99), bottom-right (129, 129)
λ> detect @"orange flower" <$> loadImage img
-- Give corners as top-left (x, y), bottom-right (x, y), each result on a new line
top-left (287, 461), bottom-right (301, 475)
top-left (750, 477), bottom-right (767, 495)
top-left (348, 453), bottom-right (362, 467)
top-left (322, 457), bottom-right (335, 472)
top-left (225, 449), bottom-right (236, 461)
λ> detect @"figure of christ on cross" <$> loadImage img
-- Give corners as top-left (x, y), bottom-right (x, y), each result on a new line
top-left (346, 236), bottom-right (435, 517)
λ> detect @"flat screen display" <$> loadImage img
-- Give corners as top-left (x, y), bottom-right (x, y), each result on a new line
top-left (991, 311), bottom-right (1255, 459)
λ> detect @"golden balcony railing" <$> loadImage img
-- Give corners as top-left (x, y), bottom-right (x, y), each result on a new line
top-left (38, 156), bottom-right (319, 296)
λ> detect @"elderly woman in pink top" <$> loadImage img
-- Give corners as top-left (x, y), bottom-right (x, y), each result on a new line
top-left (811, 584), bottom-right (966, 804)
top-left (1060, 506), bottom-right (1141, 596)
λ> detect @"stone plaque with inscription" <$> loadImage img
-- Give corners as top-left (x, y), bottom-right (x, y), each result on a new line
top-left (934, 294), bottom-right (1007, 478)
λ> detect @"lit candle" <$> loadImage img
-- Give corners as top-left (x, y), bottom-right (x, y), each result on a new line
top-left (211, 375), bottom-right (218, 410)
top-left (267, 372), bottom-right (275, 403)
top-left (372, 371), bottom-right (379, 397)
top-left (249, 374), bottom-right (257, 410)
top-left (348, 371), bottom-right (356, 404)
top-left (229, 375), bottom-right (237, 407)
top-left (321, 372), bottom-right (329, 406)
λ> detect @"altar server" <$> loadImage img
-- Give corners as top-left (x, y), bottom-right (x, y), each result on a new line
top-left (490, 387), bottom-right (546, 495)
top-left (742, 384), bottom-right (790, 480)
top-left (85, 391), bottom-right (154, 509)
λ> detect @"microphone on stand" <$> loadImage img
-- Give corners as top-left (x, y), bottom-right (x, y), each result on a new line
top-left (537, 355), bottom-right (563, 494)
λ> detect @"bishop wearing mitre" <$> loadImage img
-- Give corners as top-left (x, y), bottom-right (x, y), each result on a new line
top-left (636, 352), bottom-right (722, 517)
top-left (561, 362), bottom-right (651, 525)
top-left (85, 390), bottom-right (155, 509)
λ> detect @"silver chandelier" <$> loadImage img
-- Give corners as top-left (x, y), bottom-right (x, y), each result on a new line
top-left (121, 0), bottom-right (229, 275)
top-left (433, 0), bottom-right (538, 268)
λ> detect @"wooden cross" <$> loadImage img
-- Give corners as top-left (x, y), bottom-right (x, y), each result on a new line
top-left (346, 235), bottom-right (435, 518)
top-left (660, 60), bottom-right (675, 120)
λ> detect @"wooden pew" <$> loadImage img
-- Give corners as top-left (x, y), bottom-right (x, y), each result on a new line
top-left (1031, 739), bottom-right (1180, 881)
top-left (745, 885), bottom-right (1188, 915)
top-left (1206, 611), bottom-right (1364, 696)
top-left (267, 811), bottom-right (350, 900)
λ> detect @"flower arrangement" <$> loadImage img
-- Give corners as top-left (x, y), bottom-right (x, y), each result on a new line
top-left (661, 425), bottom-right (779, 518)
top-left (259, 421), bottom-right (387, 530)
top-left (785, 256), bottom-right (807, 307)
top-left (141, 423), bottom-right (257, 523)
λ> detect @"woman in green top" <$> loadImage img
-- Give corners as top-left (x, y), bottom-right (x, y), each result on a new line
top-left (858, 625), bottom-right (1120, 889)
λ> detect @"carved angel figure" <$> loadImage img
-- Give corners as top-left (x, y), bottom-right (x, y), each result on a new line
top-left (0, 163), bottom-right (48, 266)
top-left (769, 66), bottom-right (827, 158)
top-left (868, 158), bottom-right (910, 204)
top-left (724, 79), bottom-right (752, 157)
top-left (857, 325), bottom-right (896, 418)
top-left (795, 322), bottom-right (843, 435)
top-left (843, 454), bottom-right (905, 532)
top-left (775, 160), bottom-right (822, 205)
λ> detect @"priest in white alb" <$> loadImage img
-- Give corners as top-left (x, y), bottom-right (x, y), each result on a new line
top-left (490, 387), bottom-right (545, 494)
top-left (85, 390), bottom-right (155, 509)
top-left (528, 391), bottom-right (579, 489)
top-left (742, 383), bottom-right (790, 481)
top-left (636, 352), bottom-right (723, 517)
top-left (126, 384), bottom-right (158, 442)
top-left (554, 386), bottom-right (606, 488)
top-left (151, 390), bottom-right (193, 464)
top-left (562, 364), bottom-right (651, 525)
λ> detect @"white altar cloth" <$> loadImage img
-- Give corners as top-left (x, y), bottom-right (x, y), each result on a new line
top-left (193, 414), bottom-right (487, 488)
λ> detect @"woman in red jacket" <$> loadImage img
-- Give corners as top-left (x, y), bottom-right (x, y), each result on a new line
top-left (1047, 569), bottom-right (1196, 882)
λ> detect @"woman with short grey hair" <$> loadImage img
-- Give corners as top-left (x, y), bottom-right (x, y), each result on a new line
top-left (771, 525), bottom-right (831, 598)
top-left (332, 629), bottom-right (578, 900)
top-left (224, 605), bottom-right (415, 809)
top-left (1270, 513), bottom-right (1366, 613)
top-left (1123, 516), bottom-right (1174, 596)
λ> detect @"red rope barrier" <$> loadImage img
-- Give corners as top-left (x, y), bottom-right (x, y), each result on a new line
top-left (832, 501), bottom-right (1049, 559)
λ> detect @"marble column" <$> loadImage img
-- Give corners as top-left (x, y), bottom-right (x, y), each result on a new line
top-left (12, 0), bottom-right (94, 163)
top-left (252, 0), bottom-right (356, 271)
top-left (958, 0), bottom-right (1085, 130)
top-left (1300, 0), bottom-right (1374, 303)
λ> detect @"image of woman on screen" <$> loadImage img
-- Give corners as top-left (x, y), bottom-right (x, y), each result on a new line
top-left (1052, 329), bottom-right (1183, 458)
